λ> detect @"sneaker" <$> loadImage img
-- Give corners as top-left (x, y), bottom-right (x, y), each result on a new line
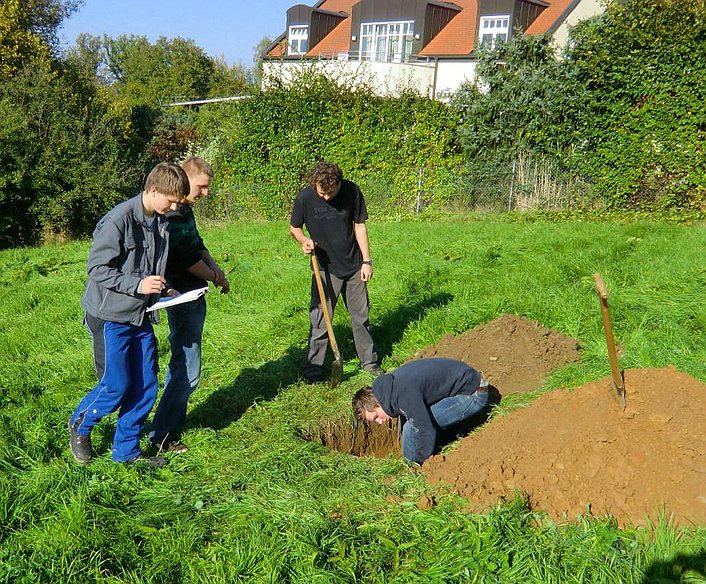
top-left (124, 452), bottom-right (169, 468)
top-left (68, 417), bottom-right (92, 464)
top-left (364, 364), bottom-right (385, 377)
top-left (303, 370), bottom-right (325, 383)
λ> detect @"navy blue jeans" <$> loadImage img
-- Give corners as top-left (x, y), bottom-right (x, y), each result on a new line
top-left (149, 296), bottom-right (206, 447)
top-left (401, 387), bottom-right (490, 465)
top-left (71, 319), bottom-right (158, 462)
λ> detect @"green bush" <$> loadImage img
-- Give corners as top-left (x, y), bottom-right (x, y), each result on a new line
top-left (195, 72), bottom-right (462, 219)
top-left (0, 60), bottom-right (136, 247)
top-left (566, 0), bottom-right (706, 209)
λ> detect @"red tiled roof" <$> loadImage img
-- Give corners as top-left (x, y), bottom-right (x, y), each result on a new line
top-left (268, 0), bottom-right (590, 59)
top-left (307, 0), bottom-right (353, 57)
top-left (419, 0), bottom-right (477, 57)
top-left (526, 0), bottom-right (576, 34)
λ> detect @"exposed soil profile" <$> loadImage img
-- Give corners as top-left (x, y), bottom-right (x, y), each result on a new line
top-left (309, 313), bottom-right (705, 527)
top-left (414, 314), bottom-right (705, 527)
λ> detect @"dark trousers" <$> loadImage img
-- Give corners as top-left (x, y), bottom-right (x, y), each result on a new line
top-left (85, 312), bottom-right (106, 381)
top-left (71, 319), bottom-right (159, 462)
top-left (305, 267), bottom-right (378, 378)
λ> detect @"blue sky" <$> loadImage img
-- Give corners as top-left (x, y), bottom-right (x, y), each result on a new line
top-left (59, 0), bottom-right (300, 67)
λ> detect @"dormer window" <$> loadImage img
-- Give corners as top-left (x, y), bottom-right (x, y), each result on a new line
top-left (288, 25), bottom-right (309, 55)
top-left (479, 15), bottom-right (510, 47)
top-left (359, 21), bottom-right (414, 63)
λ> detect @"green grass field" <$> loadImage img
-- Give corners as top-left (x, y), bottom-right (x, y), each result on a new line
top-left (1, 217), bottom-right (705, 583)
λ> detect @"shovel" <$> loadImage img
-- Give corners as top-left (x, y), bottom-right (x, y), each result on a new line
top-left (593, 273), bottom-right (626, 411)
top-left (311, 253), bottom-right (343, 387)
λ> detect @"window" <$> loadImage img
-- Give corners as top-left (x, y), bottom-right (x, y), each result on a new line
top-left (479, 15), bottom-right (510, 47)
top-left (288, 25), bottom-right (309, 55)
top-left (359, 21), bottom-right (414, 63)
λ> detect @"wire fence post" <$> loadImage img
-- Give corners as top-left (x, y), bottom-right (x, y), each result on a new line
top-left (416, 167), bottom-right (423, 213)
top-left (508, 160), bottom-right (516, 211)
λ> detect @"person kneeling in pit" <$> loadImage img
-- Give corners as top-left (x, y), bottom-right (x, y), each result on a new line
top-left (352, 357), bottom-right (490, 466)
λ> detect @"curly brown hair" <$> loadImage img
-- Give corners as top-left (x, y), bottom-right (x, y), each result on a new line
top-left (309, 161), bottom-right (343, 193)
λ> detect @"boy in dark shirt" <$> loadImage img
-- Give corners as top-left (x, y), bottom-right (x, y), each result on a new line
top-left (352, 358), bottom-right (490, 465)
top-left (149, 157), bottom-right (230, 453)
top-left (289, 161), bottom-right (382, 382)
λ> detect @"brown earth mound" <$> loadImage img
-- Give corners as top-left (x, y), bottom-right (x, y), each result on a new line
top-left (424, 367), bottom-right (706, 527)
top-left (415, 314), bottom-right (581, 395)
top-left (413, 314), bottom-right (705, 526)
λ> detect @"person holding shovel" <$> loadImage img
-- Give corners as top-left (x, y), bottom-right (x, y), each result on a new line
top-left (289, 161), bottom-right (382, 383)
top-left (352, 358), bottom-right (490, 466)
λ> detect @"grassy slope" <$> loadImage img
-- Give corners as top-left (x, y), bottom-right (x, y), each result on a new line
top-left (0, 218), bottom-right (704, 583)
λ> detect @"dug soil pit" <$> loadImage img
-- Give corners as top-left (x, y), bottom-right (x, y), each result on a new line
top-left (304, 314), bottom-right (705, 527)
top-left (424, 366), bottom-right (706, 528)
top-left (303, 417), bottom-right (401, 459)
top-left (305, 314), bottom-right (581, 470)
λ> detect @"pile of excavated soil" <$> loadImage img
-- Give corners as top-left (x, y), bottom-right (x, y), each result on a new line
top-left (411, 314), bottom-right (705, 526)
top-left (424, 367), bottom-right (706, 527)
top-left (414, 314), bottom-right (581, 395)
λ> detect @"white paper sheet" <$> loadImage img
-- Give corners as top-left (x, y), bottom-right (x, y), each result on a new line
top-left (146, 286), bottom-right (208, 312)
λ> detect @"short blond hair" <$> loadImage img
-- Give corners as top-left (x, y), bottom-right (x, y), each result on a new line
top-left (352, 386), bottom-right (379, 422)
top-left (144, 162), bottom-right (190, 199)
top-left (181, 156), bottom-right (214, 178)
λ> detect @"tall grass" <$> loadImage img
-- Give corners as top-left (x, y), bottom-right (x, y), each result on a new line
top-left (0, 217), bottom-right (704, 583)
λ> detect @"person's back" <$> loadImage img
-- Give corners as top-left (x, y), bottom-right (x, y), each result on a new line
top-left (354, 358), bottom-right (490, 465)
top-left (69, 163), bottom-right (189, 466)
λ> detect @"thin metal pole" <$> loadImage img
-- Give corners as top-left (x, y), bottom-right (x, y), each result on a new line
top-left (508, 160), bottom-right (516, 211)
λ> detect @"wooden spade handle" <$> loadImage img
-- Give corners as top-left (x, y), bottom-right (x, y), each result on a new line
top-left (593, 273), bottom-right (626, 410)
top-left (311, 253), bottom-right (340, 357)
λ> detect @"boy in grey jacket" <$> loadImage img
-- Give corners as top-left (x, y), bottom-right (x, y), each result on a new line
top-left (69, 163), bottom-right (189, 466)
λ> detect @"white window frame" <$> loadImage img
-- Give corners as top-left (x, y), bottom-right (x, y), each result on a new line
top-left (359, 20), bottom-right (415, 63)
top-left (479, 15), bottom-right (510, 48)
top-left (288, 25), bottom-right (309, 56)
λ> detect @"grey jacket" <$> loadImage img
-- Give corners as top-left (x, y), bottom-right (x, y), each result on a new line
top-left (81, 194), bottom-right (170, 326)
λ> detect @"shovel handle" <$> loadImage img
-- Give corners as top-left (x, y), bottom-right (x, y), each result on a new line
top-left (593, 273), bottom-right (627, 410)
top-left (311, 254), bottom-right (341, 357)
top-left (593, 273), bottom-right (609, 300)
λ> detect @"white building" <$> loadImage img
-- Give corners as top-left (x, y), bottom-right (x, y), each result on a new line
top-left (262, 0), bottom-right (606, 100)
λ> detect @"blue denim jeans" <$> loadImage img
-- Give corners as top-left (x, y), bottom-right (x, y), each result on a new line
top-left (401, 388), bottom-right (490, 464)
top-left (149, 296), bottom-right (206, 447)
top-left (71, 319), bottom-right (158, 462)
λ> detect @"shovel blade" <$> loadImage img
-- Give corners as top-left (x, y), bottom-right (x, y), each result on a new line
top-left (331, 357), bottom-right (343, 388)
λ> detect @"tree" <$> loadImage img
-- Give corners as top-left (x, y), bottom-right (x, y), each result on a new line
top-left (0, 59), bottom-right (136, 247)
top-left (568, 0), bottom-right (706, 209)
top-left (0, 0), bottom-right (80, 77)
top-left (101, 35), bottom-right (216, 106)
top-left (451, 33), bottom-right (579, 162)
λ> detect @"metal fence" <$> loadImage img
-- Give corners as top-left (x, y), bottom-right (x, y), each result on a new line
top-left (195, 154), bottom-right (592, 221)
top-left (432, 154), bottom-right (590, 213)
